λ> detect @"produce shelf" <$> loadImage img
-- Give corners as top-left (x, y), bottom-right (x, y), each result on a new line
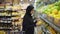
top-left (0, 16), bottom-right (19, 18)
top-left (0, 28), bottom-right (12, 31)
top-left (39, 15), bottom-right (60, 32)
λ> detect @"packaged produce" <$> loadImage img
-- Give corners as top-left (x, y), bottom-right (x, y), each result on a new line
top-left (47, 26), bottom-right (56, 34)
top-left (36, 19), bottom-right (43, 26)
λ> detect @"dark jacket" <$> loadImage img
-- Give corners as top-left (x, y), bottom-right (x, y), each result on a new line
top-left (23, 14), bottom-right (36, 28)
top-left (22, 5), bottom-right (36, 34)
top-left (22, 14), bottom-right (36, 34)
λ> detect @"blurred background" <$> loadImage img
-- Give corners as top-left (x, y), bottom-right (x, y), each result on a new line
top-left (0, 0), bottom-right (60, 34)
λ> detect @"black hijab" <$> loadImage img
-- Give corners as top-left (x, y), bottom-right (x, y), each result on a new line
top-left (25, 5), bottom-right (34, 16)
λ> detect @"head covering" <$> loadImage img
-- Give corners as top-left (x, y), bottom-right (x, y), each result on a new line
top-left (26, 5), bottom-right (34, 15)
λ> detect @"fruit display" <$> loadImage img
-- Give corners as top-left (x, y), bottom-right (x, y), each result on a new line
top-left (0, 0), bottom-right (28, 34)
top-left (12, 12), bottom-right (20, 16)
top-left (35, 0), bottom-right (59, 12)
top-left (5, 6), bottom-right (12, 10)
top-left (41, 1), bottom-right (60, 26)
top-left (12, 5), bottom-right (21, 11)
top-left (0, 12), bottom-right (11, 16)
top-left (35, 0), bottom-right (60, 34)
top-left (42, 1), bottom-right (60, 17)
top-left (12, 10), bottom-right (25, 24)
top-left (35, 18), bottom-right (58, 34)
top-left (47, 26), bottom-right (56, 34)
top-left (0, 3), bottom-right (24, 33)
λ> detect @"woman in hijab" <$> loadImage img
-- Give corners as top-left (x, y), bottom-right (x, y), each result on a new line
top-left (22, 5), bottom-right (37, 34)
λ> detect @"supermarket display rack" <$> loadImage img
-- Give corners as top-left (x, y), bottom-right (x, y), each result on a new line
top-left (0, 0), bottom-right (26, 34)
top-left (34, 13), bottom-right (60, 34)
top-left (0, 0), bottom-right (34, 34)
top-left (39, 14), bottom-right (60, 32)
top-left (0, 9), bottom-right (12, 31)
top-left (0, 9), bottom-right (24, 34)
top-left (0, 5), bottom-right (22, 31)
top-left (35, 0), bottom-right (60, 33)
top-left (36, 0), bottom-right (58, 7)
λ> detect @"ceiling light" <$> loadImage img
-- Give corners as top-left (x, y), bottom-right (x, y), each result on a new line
top-left (21, 0), bottom-right (23, 1)
top-left (30, 0), bottom-right (32, 1)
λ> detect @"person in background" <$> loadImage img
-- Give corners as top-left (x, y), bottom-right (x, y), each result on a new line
top-left (22, 5), bottom-right (37, 34)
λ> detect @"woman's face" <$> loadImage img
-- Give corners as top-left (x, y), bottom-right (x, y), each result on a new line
top-left (30, 9), bottom-right (34, 15)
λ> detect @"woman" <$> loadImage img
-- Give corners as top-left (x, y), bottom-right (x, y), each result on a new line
top-left (22, 5), bottom-right (37, 34)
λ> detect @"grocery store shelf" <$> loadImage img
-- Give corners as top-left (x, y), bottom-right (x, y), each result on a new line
top-left (0, 16), bottom-right (12, 18)
top-left (0, 27), bottom-right (12, 31)
top-left (0, 25), bottom-right (12, 27)
top-left (0, 8), bottom-right (4, 11)
top-left (12, 15), bottom-right (20, 16)
top-left (0, 22), bottom-right (11, 24)
top-left (0, 18), bottom-right (12, 21)
top-left (0, 16), bottom-right (18, 18)
top-left (39, 15), bottom-right (60, 32)
top-left (0, 11), bottom-right (11, 12)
